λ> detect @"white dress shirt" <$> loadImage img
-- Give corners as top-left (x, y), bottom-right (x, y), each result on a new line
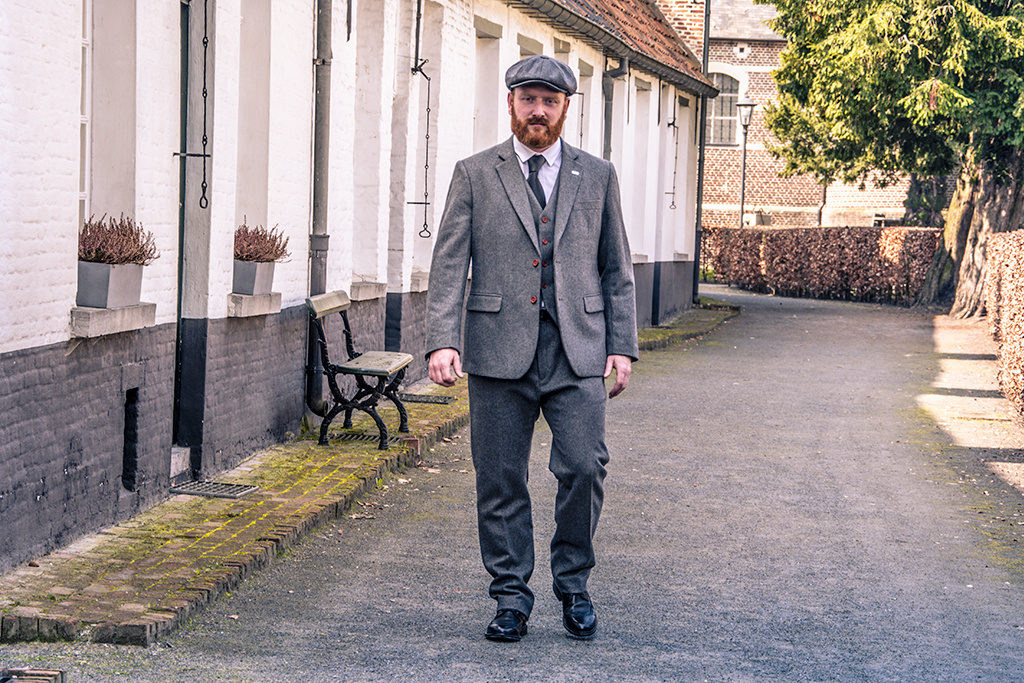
top-left (512, 136), bottom-right (562, 205)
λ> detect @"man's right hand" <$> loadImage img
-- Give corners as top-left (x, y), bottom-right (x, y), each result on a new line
top-left (428, 348), bottom-right (463, 387)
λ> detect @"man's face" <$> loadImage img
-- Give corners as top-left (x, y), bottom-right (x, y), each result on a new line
top-left (508, 85), bottom-right (570, 152)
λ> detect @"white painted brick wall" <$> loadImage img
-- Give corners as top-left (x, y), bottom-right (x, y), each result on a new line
top-left (136, 1), bottom-right (185, 326)
top-left (2, 0), bottom-right (703, 355)
top-left (0, 3), bottom-right (82, 354)
top-left (267, 0), bottom-right (315, 309)
top-left (207, 0), bottom-right (242, 317)
top-left (327, 2), bottom-right (357, 295)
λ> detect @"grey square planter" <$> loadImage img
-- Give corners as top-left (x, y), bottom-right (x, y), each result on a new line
top-left (232, 260), bottom-right (276, 296)
top-left (76, 262), bottom-right (144, 308)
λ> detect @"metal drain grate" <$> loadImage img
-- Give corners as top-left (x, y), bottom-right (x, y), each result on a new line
top-left (398, 393), bottom-right (457, 404)
top-left (169, 481), bottom-right (259, 499)
top-left (331, 432), bottom-right (403, 444)
top-left (1, 669), bottom-right (66, 683)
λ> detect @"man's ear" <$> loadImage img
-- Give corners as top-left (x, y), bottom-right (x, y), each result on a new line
top-left (508, 91), bottom-right (515, 116)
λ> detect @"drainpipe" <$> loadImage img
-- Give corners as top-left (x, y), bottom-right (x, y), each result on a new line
top-left (692, 0), bottom-right (712, 304)
top-left (602, 57), bottom-right (629, 162)
top-left (306, 0), bottom-right (332, 416)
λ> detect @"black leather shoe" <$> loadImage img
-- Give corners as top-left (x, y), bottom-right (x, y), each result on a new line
top-left (485, 609), bottom-right (528, 642)
top-left (562, 592), bottom-right (597, 638)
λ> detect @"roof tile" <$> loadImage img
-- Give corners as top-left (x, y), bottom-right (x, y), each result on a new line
top-left (547, 0), bottom-right (712, 90)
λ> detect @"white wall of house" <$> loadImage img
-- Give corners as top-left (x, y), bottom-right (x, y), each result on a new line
top-left (0, 3), bottom-right (79, 355)
top-left (327, 0), bottom-right (358, 295)
top-left (665, 84), bottom-right (699, 262)
top-left (1, 0), bottom-right (705, 347)
top-left (264, 0), bottom-right (316, 308)
top-left (136, 3), bottom-right (185, 314)
top-left (0, 2), bottom-right (183, 355)
top-left (410, 0), bottom-right (703, 282)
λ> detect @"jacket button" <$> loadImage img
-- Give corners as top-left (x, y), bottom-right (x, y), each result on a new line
top-left (542, 261), bottom-right (547, 267)
top-left (542, 283), bottom-right (547, 289)
top-left (533, 259), bottom-right (539, 267)
top-left (530, 296), bottom-right (537, 304)
top-left (541, 217), bottom-right (549, 223)
top-left (542, 238), bottom-right (549, 245)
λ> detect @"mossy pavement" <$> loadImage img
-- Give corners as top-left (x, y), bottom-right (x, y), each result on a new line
top-left (0, 298), bottom-right (736, 647)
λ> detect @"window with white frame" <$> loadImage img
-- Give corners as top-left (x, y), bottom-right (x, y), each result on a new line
top-left (236, 0), bottom-right (272, 230)
top-left (473, 16), bottom-right (502, 152)
top-left (705, 73), bottom-right (739, 146)
top-left (89, 0), bottom-right (137, 218)
top-left (577, 60), bottom-right (593, 152)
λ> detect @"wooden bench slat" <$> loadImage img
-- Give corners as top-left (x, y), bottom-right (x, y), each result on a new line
top-left (306, 291), bottom-right (351, 318)
top-left (337, 351), bottom-right (413, 377)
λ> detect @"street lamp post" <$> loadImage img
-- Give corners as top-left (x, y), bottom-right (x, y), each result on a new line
top-left (736, 95), bottom-right (755, 229)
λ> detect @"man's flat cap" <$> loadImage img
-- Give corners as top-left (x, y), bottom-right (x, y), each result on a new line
top-left (505, 55), bottom-right (577, 96)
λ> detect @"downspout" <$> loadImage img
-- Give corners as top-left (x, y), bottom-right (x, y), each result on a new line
top-left (602, 57), bottom-right (629, 162)
top-left (306, 0), bottom-right (332, 416)
top-left (413, 0), bottom-right (424, 69)
top-left (174, 0), bottom-right (190, 447)
top-left (691, 0), bottom-right (712, 304)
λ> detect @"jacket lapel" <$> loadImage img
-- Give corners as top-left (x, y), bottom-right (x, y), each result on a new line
top-left (554, 141), bottom-right (582, 248)
top-left (495, 139), bottom-right (540, 253)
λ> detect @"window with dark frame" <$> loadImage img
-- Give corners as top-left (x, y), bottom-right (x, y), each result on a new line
top-left (705, 73), bottom-right (739, 146)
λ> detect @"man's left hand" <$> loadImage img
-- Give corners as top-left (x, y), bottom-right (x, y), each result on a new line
top-left (604, 354), bottom-right (632, 398)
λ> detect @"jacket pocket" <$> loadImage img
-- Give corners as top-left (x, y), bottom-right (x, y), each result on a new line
top-left (467, 294), bottom-right (502, 313)
top-left (583, 295), bottom-right (604, 313)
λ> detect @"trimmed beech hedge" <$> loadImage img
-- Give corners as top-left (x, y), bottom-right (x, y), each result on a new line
top-left (702, 226), bottom-right (940, 305)
top-left (985, 230), bottom-right (1024, 416)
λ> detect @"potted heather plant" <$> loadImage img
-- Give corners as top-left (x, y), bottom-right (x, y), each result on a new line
top-left (233, 220), bottom-right (290, 296)
top-left (77, 214), bottom-right (159, 308)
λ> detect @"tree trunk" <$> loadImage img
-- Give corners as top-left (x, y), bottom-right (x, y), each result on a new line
top-left (917, 165), bottom-right (976, 305)
top-left (949, 151), bottom-right (1024, 319)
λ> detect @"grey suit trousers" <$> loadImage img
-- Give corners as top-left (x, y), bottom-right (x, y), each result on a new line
top-left (468, 316), bottom-right (609, 617)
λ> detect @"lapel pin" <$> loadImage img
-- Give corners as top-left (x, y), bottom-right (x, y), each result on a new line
top-left (571, 170), bottom-right (580, 176)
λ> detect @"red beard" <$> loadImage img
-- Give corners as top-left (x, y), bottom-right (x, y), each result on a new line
top-left (511, 107), bottom-right (567, 150)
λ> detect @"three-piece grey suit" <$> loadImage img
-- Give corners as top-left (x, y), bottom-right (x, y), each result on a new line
top-left (426, 136), bottom-right (638, 617)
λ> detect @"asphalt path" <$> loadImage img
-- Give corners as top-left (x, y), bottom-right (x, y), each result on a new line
top-left (6, 287), bottom-right (1024, 681)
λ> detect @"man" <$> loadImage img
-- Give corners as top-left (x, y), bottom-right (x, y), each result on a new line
top-left (425, 55), bottom-right (638, 641)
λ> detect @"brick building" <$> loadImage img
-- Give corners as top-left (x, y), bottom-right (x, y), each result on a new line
top-left (684, 0), bottom-right (912, 229)
top-left (0, 0), bottom-right (714, 572)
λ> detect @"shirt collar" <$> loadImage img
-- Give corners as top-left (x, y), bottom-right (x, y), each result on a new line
top-left (512, 136), bottom-right (562, 167)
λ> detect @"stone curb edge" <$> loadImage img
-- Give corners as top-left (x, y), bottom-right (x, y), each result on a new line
top-left (638, 308), bottom-right (739, 352)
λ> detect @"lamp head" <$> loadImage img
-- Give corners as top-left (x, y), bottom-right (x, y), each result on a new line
top-left (736, 94), bottom-right (755, 128)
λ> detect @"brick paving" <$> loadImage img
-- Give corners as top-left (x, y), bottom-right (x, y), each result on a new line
top-left (0, 302), bottom-right (734, 647)
top-left (0, 382), bottom-right (469, 647)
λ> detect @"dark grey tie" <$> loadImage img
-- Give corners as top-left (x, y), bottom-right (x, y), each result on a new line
top-left (527, 154), bottom-right (546, 207)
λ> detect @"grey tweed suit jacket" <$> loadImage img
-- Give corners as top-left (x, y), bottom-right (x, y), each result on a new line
top-left (426, 137), bottom-right (639, 380)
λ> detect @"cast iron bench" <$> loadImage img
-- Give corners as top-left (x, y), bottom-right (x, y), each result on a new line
top-left (306, 291), bottom-right (413, 449)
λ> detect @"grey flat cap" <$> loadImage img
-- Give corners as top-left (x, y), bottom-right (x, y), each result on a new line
top-left (505, 55), bottom-right (577, 95)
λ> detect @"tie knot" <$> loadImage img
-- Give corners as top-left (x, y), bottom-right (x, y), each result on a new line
top-left (528, 155), bottom-right (546, 174)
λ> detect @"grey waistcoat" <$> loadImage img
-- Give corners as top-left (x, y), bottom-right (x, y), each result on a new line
top-left (527, 177), bottom-right (559, 324)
